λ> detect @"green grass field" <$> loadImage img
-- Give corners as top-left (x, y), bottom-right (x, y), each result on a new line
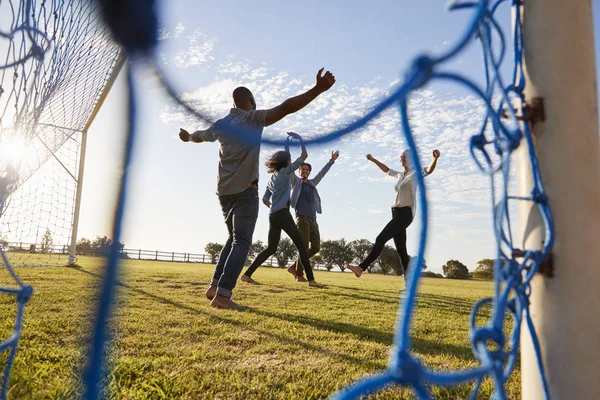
top-left (0, 257), bottom-right (520, 399)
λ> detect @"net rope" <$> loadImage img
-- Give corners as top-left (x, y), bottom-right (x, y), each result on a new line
top-left (3, 0), bottom-right (554, 398)
top-left (95, 0), bottom-right (551, 398)
top-left (0, 0), bottom-right (120, 397)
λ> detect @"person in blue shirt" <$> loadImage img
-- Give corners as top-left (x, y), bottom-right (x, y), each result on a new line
top-left (286, 150), bottom-right (339, 282)
top-left (241, 132), bottom-right (326, 288)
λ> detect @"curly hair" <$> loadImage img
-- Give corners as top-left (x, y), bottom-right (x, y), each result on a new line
top-left (265, 150), bottom-right (291, 173)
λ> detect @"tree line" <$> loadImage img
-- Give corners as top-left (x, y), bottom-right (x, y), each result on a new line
top-left (205, 239), bottom-right (500, 280)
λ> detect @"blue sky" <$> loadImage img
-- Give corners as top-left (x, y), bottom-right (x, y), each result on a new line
top-left (76, 0), bottom-right (599, 274)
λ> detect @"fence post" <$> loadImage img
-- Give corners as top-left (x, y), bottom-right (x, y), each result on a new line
top-left (172, 252), bottom-right (174, 262)
top-left (155, 250), bottom-right (158, 261)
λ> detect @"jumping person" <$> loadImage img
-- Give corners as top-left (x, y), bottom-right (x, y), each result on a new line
top-left (345, 149), bottom-right (440, 285)
top-left (179, 68), bottom-right (335, 310)
top-left (286, 150), bottom-right (339, 282)
top-left (241, 133), bottom-right (326, 288)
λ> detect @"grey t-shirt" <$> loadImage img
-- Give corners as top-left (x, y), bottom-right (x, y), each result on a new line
top-left (191, 108), bottom-right (268, 196)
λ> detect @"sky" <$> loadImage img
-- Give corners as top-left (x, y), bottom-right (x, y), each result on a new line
top-left (74, 0), bottom-right (600, 274)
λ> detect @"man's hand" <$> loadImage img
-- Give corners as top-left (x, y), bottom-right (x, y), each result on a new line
top-left (432, 149), bottom-right (441, 159)
top-left (366, 154), bottom-right (374, 161)
top-left (331, 150), bottom-right (340, 162)
top-left (287, 132), bottom-right (302, 140)
top-left (315, 68), bottom-right (336, 93)
top-left (263, 199), bottom-right (271, 208)
top-left (179, 128), bottom-right (191, 142)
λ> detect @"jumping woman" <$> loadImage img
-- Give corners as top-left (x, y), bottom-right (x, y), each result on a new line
top-left (241, 132), bottom-right (326, 288)
top-left (345, 149), bottom-right (440, 285)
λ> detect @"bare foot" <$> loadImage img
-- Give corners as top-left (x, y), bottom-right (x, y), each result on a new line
top-left (210, 295), bottom-right (245, 311)
top-left (205, 285), bottom-right (217, 300)
top-left (308, 280), bottom-right (326, 289)
top-left (287, 265), bottom-right (297, 278)
top-left (345, 262), bottom-right (363, 278)
top-left (296, 275), bottom-right (308, 282)
top-left (241, 275), bottom-right (259, 284)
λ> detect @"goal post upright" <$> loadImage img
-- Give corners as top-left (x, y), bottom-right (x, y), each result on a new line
top-left (68, 53), bottom-right (127, 265)
top-left (517, 1), bottom-right (600, 398)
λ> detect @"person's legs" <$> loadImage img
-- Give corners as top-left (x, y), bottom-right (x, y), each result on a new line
top-left (206, 195), bottom-right (236, 300)
top-left (281, 211), bottom-right (325, 287)
top-left (243, 215), bottom-right (281, 278)
top-left (359, 215), bottom-right (405, 270)
top-left (308, 219), bottom-right (321, 259)
top-left (392, 207), bottom-right (414, 282)
top-left (392, 230), bottom-right (410, 275)
top-left (293, 215), bottom-right (311, 279)
top-left (212, 188), bottom-right (258, 302)
top-left (346, 207), bottom-right (412, 278)
top-left (207, 234), bottom-right (232, 299)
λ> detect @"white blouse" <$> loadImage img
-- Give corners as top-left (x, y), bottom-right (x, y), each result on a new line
top-left (387, 167), bottom-right (430, 216)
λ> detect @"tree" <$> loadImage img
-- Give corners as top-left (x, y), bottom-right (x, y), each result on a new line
top-left (40, 229), bottom-right (54, 254)
top-left (275, 238), bottom-right (296, 268)
top-left (422, 271), bottom-right (444, 279)
top-left (90, 236), bottom-right (124, 257)
top-left (205, 242), bottom-right (224, 263)
top-left (0, 236), bottom-right (7, 250)
top-left (442, 259), bottom-right (470, 280)
top-left (472, 258), bottom-right (494, 280)
top-left (409, 255), bottom-right (428, 271)
top-left (320, 239), bottom-right (351, 272)
top-left (76, 238), bottom-right (93, 255)
top-left (348, 239), bottom-right (373, 272)
top-left (248, 240), bottom-right (266, 259)
top-left (311, 254), bottom-right (324, 270)
top-left (376, 245), bottom-right (403, 275)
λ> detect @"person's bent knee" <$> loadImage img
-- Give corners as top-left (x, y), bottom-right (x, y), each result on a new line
top-left (375, 235), bottom-right (387, 247)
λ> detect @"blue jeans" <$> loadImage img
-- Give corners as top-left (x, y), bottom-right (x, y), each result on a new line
top-left (211, 187), bottom-right (259, 298)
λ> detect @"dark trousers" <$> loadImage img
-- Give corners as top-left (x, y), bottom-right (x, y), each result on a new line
top-left (295, 215), bottom-right (320, 277)
top-left (244, 208), bottom-right (314, 281)
top-left (211, 187), bottom-right (259, 298)
top-left (359, 206), bottom-right (413, 276)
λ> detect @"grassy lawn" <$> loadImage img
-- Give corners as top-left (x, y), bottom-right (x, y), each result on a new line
top-left (0, 257), bottom-right (520, 399)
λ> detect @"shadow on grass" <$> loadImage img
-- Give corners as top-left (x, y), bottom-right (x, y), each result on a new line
top-left (247, 308), bottom-right (476, 363)
top-left (67, 266), bottom-right (383, 369)
top-left (69, 265), bottom-right (482, 366)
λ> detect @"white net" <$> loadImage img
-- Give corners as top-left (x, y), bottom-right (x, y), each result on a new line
top-left (0, 0), bottom-right (122, 266)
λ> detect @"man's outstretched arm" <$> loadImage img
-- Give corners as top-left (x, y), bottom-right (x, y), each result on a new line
top-left (264, 68), bottom-right (336, 126)
top-left (311, 150), bottom-right (339, 186)
top-left (179, 127), bottom-right (217, 143)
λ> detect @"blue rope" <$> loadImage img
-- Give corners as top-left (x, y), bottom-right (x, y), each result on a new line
top-left (85, 0), bottom-right (554, 398)
top-left (83, 63), bottom-right (138, 399)
top-left (0, 201), bottom-right (33, 400)
top-left (0, 0), bottom-right (119, 397)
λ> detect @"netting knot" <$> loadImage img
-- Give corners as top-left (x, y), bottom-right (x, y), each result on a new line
top-left (30, 44), bottom-right (45, 61)
top-left (531, 190), bottom-right (548, 204)
top-left (470, 134), bottom-right (486, 150)
top-left (18, 285), bottom-right (33, 303)
top-left (98, 0), bottom-right (158, 54)
top-left (405, 55), bottom-right (434, 91)
top-left (390, 351), bottom-right (422, 384)
top-left (471, 327), bottom-right (505, 360)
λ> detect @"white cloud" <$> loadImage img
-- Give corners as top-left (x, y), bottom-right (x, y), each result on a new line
top-left (172, 30), bottom-right (216, 68)
top-left (158, 23), bottom-right (185, 40)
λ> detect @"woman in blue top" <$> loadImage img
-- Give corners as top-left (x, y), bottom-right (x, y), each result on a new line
top-left (242, 132), bottom-right (326, 288)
